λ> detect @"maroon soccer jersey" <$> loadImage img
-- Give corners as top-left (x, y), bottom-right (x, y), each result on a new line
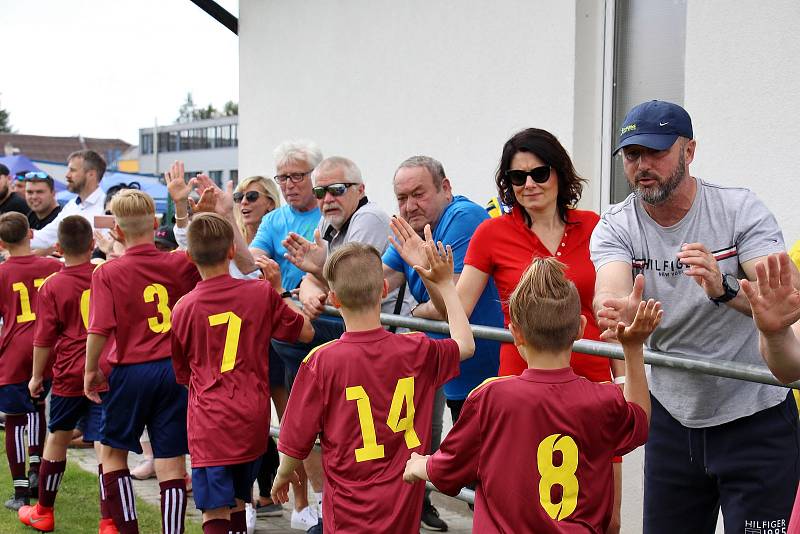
top-left (88, 244), bottom-right (200, 366)
top-left (170, 274), bottom-right (305, 467)
top-left (0, 255), bottom-right (62, 386)
top-left (427, 367), bottom-right (648, 533)
top-left (278, 328), bottom-right (460, 534)
top-left (34, 262), bottom-right (112, 396)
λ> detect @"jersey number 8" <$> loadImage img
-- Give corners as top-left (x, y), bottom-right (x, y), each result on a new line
top-left (537, 433), bottom-right (579, 521)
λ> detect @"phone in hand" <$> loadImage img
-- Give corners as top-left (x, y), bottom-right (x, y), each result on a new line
top-left (94, 215), bottom-right (116, 229)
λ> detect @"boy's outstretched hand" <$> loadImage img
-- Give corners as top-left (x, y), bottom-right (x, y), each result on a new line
top-left (256, 256), bottom-right (283, 291)
top-left (615, 299), bottom-right (662, 347)
top-left (403, 452), bottom-right (430, 484)
top-left (412, 240), bottom-right (454, 287)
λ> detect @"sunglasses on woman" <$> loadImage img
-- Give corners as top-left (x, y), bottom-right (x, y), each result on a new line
top-left (233, 191), bottom-right (263, 203)
top-left (505, 165), bottom-right (551, 186)
top-left (312, 183), bottom-right (356, 199)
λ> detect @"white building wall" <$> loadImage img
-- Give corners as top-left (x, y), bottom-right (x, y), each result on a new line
top-left (240, 0), bottom-right (604, 216)
top-left (684, 0), bottom-right (800, 244)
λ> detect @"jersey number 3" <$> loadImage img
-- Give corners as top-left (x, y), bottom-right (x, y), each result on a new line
top-left (143, 283), bottom-right (172, 333)
top-left (537, 433), bottom-right (579, 521)
top-left (346, 377), bottom-right (420, 463)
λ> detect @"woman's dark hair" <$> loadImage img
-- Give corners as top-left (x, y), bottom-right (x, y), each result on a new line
top-left (104, 182), bottom-right (141, 213)
top-left (495, 128), bottom-right (585, 226)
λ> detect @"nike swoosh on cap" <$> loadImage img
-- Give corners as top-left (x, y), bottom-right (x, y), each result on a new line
top-left (659, 121), bottom-right (669, 126)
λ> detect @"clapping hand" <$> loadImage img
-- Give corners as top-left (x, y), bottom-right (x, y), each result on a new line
top-left (741, 252), bottom-right (800, 335)
top-left (164, 161), bottom-right (196, 204)
top-left (615, 299), bottom-right (662, 348)
top-left (283, 229), bottom-right (327, 276)
top-left (598, 274), bottom-right (645, 342)
top-left (412, 238), bottom-right (454, 287)
top-left (390, 216), bottom-right (431, 269)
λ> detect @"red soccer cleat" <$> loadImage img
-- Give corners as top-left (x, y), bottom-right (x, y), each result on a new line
top-left (18, 503), bottom-right (55, 532)
top-left (98, 517), bottom-right (120, 534)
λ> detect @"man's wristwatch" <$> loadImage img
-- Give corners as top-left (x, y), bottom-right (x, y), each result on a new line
top-left (710, 273), bottom-right (740, 305)
top-left (280, 290), bottom-right (292, 299)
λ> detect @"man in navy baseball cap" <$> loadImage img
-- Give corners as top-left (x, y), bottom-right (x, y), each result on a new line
top-left (615, 100), bottom-right (693, 153)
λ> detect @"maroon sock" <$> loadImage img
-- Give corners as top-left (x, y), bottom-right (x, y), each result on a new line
top-left (103, 468), bottom-right (138, 534)
top-left (98, 464), bottom-right (112, 520)
top-left (37, 459), bottom-right (66, 507)
top-left (27, 405), bottom-right (46, 470)
top-left (160, 478), bottom-right (187, 534)
top-left (230, 509), bottom-right (247, 534)
top-left (202, 519), bottom-right (230, 534)
top-left (5, 414), bottom-right (29, 498)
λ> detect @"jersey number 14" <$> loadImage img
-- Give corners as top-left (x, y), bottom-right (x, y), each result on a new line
top-left (346, 377), bottom-right (421, 463)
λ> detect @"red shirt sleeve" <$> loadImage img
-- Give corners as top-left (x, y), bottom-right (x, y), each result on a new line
top-left (427, 337), bottom-right (461, 388)
top-left (603, 387), bottom-right (649, 456)
top-left (277, 359), bottom-right (324, 460)
top-left (170, 300), bottom-right (191, 386)
top-left (265, 283), bottom-right (305, 343)
top-left (463, 217), bottom-right (495, 274)
top-left (427, 392), bottom-right (481, 495)
top-left (88, 266), bottom-right (115, 337)
top-left (33, 281), bottom-right (60, 348)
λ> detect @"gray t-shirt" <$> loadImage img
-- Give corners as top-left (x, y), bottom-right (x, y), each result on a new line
top-left (590, 179), bottom-right (786, 427)
top-left (318, 199), bottom-right (415, 315)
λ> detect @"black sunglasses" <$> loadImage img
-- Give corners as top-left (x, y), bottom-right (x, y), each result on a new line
top-left (233, 191), bottom-right (263, 203)
top-left (505, 165), bottom-right (551, 186)
top-left (312, 183), bottom-right (357, 199)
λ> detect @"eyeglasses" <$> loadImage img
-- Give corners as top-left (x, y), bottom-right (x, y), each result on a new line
top-left (505, 165), bottom-right (551, 186)
top-left (233, 190), bottom-right (263, 203)
top-left (24, 171), bottom-right (50, 181)
top-left (312, 183), bottom-right (357, 199)
top-left (274, 171), bottom-right (311, 184)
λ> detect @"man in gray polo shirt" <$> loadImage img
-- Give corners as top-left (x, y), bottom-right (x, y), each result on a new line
top-left (591, 100), bottom-right (798, 533)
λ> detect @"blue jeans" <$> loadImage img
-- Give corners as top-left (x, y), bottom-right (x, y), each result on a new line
top-left (271, 317), bottom-right (346, 390)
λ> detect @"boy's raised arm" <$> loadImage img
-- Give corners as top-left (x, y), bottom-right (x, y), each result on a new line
top-left (414, 241), bottom-right (475, 360)
top-left (615, 298), bottom-right (663, 423)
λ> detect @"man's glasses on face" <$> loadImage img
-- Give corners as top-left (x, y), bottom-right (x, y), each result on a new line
top-left (312, 183), bottom-right (356, 199)
top-left (273, 171), bottom-right (312, 184)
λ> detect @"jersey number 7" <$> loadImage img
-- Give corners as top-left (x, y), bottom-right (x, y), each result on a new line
top-left (346, 377), bottom-right (421, 463)
top-left (12, 278), bottom-right (46, 323)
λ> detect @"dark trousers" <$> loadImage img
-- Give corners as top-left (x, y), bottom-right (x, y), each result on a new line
top-left (644, 393), bottom-right (799, 534)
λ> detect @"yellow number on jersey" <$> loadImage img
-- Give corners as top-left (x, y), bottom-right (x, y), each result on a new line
top-left (346, 377), bottom-right (420, 463)
top-left (537, 434), bottom-right (579, 521)
top-left (345, 386), bottom-right (385, 462)
top-left (12, 278), bottom-right (45, 323)
top-left (143, 283), bottom-right (172, 333)
top-left (208, 311), bottom-right (242, 373)
top-left (80, 289), bottom-right (91, 329)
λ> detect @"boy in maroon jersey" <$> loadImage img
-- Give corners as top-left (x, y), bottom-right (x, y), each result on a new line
top-left (0, 212), bottom-right (61, 511)
top-left (404, 258), bottom-right (659, 533)
top-left (17, 215), bottom-right (117, 533)
top-left (271, 240), bottom-right (475, 533)
top-left (84, 190), bottom-right (201, 534)
top-left (170, 213), bottom-right (313, 534)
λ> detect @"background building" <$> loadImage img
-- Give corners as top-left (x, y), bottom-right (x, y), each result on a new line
top-left (137, 115), bottom-right (238, 186)
top-left (1, 133), bottom-right (131, 170)
top-left (238, 0), bottom-right (800, 244)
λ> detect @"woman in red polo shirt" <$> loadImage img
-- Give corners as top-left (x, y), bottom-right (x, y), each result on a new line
top-left (460, 128), bottom-right (611, 380)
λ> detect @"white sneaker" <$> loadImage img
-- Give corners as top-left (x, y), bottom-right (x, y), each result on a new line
top-left (245, 503), bottom-right (256, 534)
top-left (290, 505), bottom-right (320, 530)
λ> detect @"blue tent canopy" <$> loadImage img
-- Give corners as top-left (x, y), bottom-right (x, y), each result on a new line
top-left (0, 155), bottom-right (67, 192)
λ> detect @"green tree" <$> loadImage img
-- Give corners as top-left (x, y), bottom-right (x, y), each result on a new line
top-left (223, 100), bottom-right (238, 116)
top-left (0, 97), bottom-right (12, 133)
top-left (194, 104), bottom-right (218, 120)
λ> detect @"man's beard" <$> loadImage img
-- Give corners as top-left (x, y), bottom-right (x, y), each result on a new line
top-left (0, 185), bottom-right (8, 199)
top-left (634, 152), bottom-right (686, 205)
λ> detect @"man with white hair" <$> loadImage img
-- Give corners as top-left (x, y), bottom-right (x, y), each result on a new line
top-left (249, 140), bottom-right (323, 292)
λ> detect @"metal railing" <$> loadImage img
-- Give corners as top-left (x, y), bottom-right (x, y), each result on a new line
top-left (268, 305), bottom-right (796, 508)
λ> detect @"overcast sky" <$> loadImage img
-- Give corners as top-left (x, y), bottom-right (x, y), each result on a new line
top-left (2, 0), bottom-right (239, 145)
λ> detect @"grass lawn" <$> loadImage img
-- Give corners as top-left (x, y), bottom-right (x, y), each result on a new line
top-left (0, 430), bottom-right (202, 533)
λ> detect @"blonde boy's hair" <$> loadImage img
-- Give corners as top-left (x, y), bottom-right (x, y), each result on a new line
top-left (323, 242), bottom-right (384, 312)
top-left (110, 190), bottom-right (156, 238)
top-left (187, 213), bottom-right (234, 266)
top-left (509, 257), bottom-right (581, 352)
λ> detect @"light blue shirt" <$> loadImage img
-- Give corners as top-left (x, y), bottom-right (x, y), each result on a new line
top-left (251, 205), bottom-right (321, 290)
